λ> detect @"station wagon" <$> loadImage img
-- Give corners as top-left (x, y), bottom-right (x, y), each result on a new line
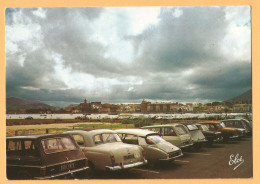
top-left (6, 134), bottom-right (89, 180)
top-left (178, 123), bottom-right (207, 149)
top-left (141, 124), bottom-right (193, 149)
top-left (115, 129), bottom-right (183, 164)
top-left (64, 129), bottom-right (147, 171)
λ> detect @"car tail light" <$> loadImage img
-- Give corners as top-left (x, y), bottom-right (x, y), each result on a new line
top-left (85, 158), bottom-right (89, 166)
top-left (111, 156), bottom-right (115, 166)
top-left (233, 131), bottom-right (238, 136)
top-left (142, 150), bottom-right (146, 157)
top-left (40, 166), bottom-right (46, 176)
top-left (82, 150), bottom-right (87, 154)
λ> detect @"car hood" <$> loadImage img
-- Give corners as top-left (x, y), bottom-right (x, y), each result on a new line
top-left (151, 141), bottom-right (180, 153)
top-left (221, 127), bottom-right (236, 131)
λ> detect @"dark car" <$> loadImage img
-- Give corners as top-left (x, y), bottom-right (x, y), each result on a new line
top-left (195, 124), bottom-right (223, 145)
top-left (220, 119), bottom-right (252, 136)
top-left (199, 121), bottom-right (242, 142)
top-left (6, 134), bottom-right (89, 180)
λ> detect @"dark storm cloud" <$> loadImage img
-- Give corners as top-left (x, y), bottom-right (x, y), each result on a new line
top-left (5, 7), bottom-right (251, 106)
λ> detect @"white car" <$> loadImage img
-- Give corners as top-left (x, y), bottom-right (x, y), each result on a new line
top-left (64, 129), bottom-right (147, 171)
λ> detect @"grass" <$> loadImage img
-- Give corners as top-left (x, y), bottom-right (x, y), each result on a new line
top-left (73, 123), bottom-right (135, 129)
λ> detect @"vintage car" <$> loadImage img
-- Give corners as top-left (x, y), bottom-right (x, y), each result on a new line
top-left (198, 121), bottom-right (243, 142)
top-left (195, 124), bottom-right (223, 145)
top-left (6, 134), bottom-right (89, 180)
top-left (115, 129), bottom-right (183, 163)
top-left (177, 123), bottom-right (207, 149)
top-left (220, 119), bottom-right (252, 135)
top-left (64, 129), bottom-right (147, 171)
top-left (141, 124), bottom-right (193, 149)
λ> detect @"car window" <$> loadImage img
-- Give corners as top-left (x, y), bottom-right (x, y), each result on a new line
top-left (187, 125), bottom-right (198, 131)
top-left (122, 134), bottom-right (139, 145)
top-left (93, 133), bottom-right (121, 145)
top-left (24, 140), bottom-right (36, 156)
top-left (200, 125), bottom-right (209, 131)
top-left (219, 122), bottom-right (226, 128)
top-left (150, 128), bottom-right (161, 135)
top-left (163, 127), bottom-right (177, 136)
top-left (175, 125), bottom-right (188, 135)
top-left (73, 134), bottom-right (85, 146)
top-left (41, 137), bottom-right (77, 154)
top-left (7, 140), bottom-right (22, 156)
top-left (146, 135), bottom-right (165, 145)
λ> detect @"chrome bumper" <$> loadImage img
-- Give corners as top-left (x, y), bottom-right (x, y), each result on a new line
top-left (229, 135), bottom-right (239, 139)
top-left (179, 143), bottom-right (193, 149)
top-left (159, 152), bottom-right (183, 161)
top-left (35, 166), bottom-right (89, 180)
top-left (105, 160), bottom-right (148, 171)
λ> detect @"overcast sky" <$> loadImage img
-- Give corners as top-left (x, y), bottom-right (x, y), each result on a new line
top-left (5, 7), bottom-right (251, 107)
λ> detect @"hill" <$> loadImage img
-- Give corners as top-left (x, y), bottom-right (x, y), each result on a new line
top-left (6, 97), bottom-right (56, 113)
top-left (225, 89), bottom-right (252, 103)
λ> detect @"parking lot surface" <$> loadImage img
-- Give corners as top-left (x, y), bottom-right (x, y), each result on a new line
top-left (83, 136), bottom-right (252, 179)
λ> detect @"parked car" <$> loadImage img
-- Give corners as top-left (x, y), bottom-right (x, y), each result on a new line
top-left (141, 124), bottom-right (193, 149)
top-left (220, 119), bottom-right (252, 136)
top-left (25, 116), bottom-right (33, 120)
top-left (219, 121), bottom-right (247, 138)
top-left (198, 121), bottom-right (242, 142)
top-left (6, 134), bottom-right (89, 180)
top-left (177, 123), bottom-right (207, 150)
top-left (195, 124), bottom-right (223, 145)
top-left (64, 129), bottom-right (147, 171)
top-left (115, 129), bottom-right (183, 164)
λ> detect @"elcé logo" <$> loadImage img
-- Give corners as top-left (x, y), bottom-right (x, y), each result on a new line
top-left (229, 153), bottom-right (244, 170)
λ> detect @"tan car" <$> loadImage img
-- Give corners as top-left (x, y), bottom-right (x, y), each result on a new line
top-left (64, 129), bottom-right (147, 171)
top-left (115, 129), bottom-right (183, 164)
top-left (141, 124), bottom-right (193, 149)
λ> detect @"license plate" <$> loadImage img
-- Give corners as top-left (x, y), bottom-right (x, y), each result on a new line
top-left (60, 163), bottom-right (75, 171)
top-left (124, 154), bottom-right (135, 160)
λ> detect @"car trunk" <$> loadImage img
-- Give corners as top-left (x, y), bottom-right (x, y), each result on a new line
top-left (41, 150), bottom-right (86, 176)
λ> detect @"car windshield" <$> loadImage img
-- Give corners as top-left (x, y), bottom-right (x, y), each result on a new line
top-left (41, 137), bottom-right (77, 154)
top-left (175, 125), bottom-right (188, 135)
top-left (220, 122), bottom-right (226, 128)
top-left (215, 123), bottom-right (224, 129)
top-left (93, 133), bottom-right (122, 145)
top-left (200, 125), bottom-right (209, 131)
top-left (146, 135), bottom-right (165, 145)
top-left (187, 124), bottom-right (198, 131)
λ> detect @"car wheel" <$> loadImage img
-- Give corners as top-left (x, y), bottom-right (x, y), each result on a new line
top-left (17, 170), bottom-right (32, 180)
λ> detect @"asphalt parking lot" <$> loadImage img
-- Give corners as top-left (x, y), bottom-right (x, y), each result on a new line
top-left (83, 136), bottom-right (252, 179)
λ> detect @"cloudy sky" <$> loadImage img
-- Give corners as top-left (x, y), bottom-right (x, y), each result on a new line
top-left (5, 7), bottom-right (251, 107)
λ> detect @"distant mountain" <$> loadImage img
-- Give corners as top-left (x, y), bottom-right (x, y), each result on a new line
top-left (225, 89), bottom-right (252, 103)
top-left (6, 97), bottom-right (56, 113)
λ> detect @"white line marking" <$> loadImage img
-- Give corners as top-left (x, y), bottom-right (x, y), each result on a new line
top-left (175, 160), bottom-right (190, 163)
top-left (132, 168), bottom-right (160, 174)
top-left (184, 152), bottom-right (211, 156)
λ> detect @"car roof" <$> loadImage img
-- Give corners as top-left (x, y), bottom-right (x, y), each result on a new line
top-left (65, 129), bottom-right (117, 136)
top-left (197, 121), bottom-right (220, 124)
top-left (220, 119), bottom-right (243, 122)
top-left (115, 129), bottom-right (157, 137)
top-left (6, 133), bottom-right (70, 140)
top-left (141, 123), bottom-right (183, 129)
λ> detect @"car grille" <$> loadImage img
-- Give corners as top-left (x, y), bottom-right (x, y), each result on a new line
top-left (169, 150), bottom-right (182, 158)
